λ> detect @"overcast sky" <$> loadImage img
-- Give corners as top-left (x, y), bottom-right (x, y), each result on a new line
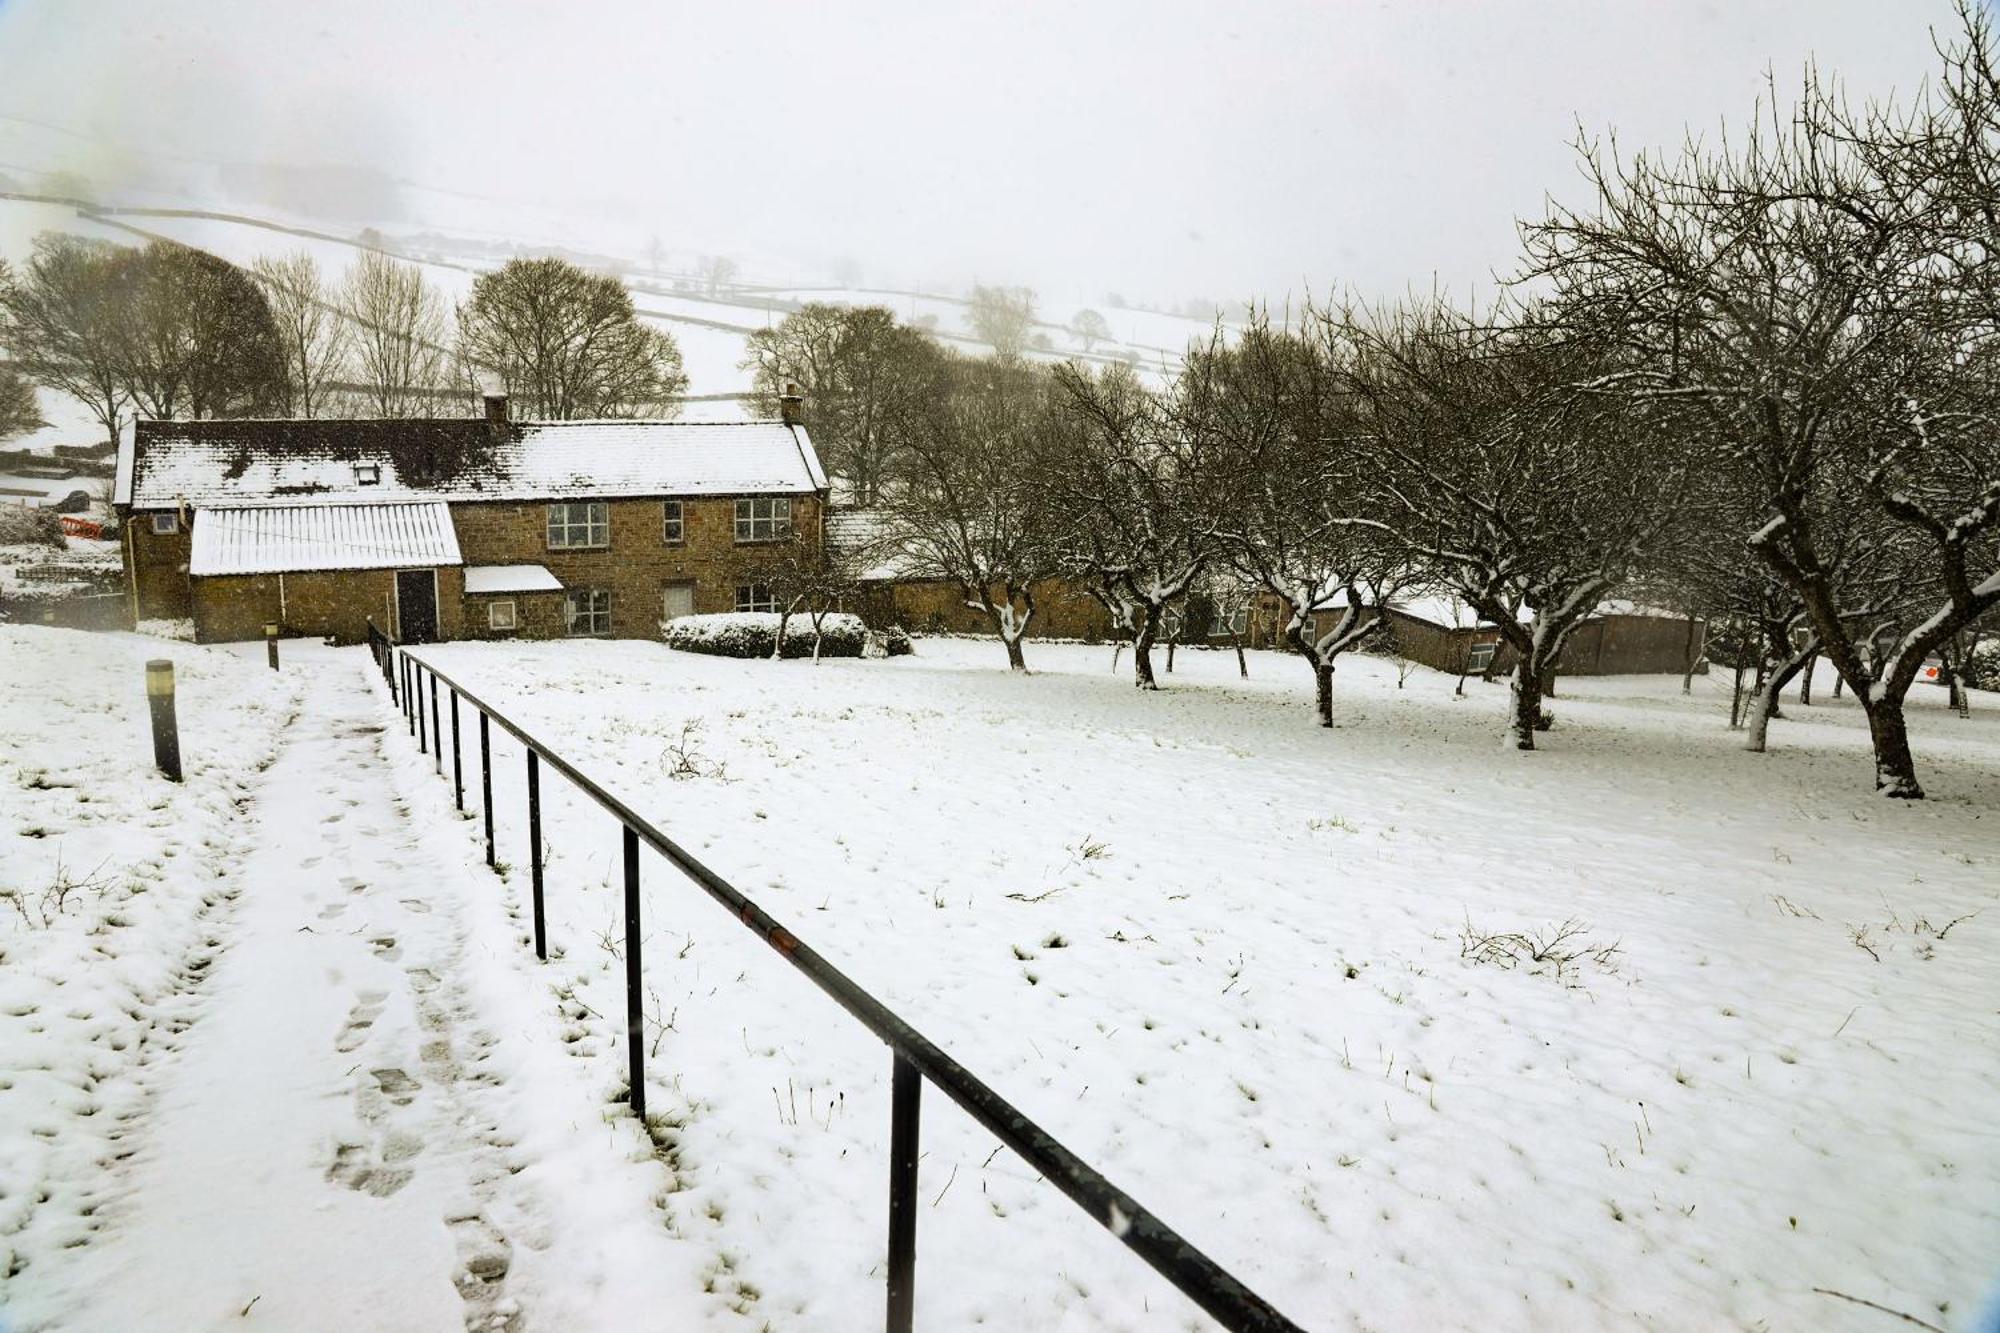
top-left (0, 0), bottom-right (1964, 307)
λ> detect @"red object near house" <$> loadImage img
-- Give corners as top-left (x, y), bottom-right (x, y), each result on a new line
top-left (59, 515), bottom-right (104, 539)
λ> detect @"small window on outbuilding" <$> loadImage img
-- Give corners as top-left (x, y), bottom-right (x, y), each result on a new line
top-left (488, 600), bottom-right (518, 632)
top-left (1468, 642), bottom-right (1496, 670)
top-left (151, 513), bottom-right (179, 535)
top-left (353, 462), bottom-right (382, 486)
top-left (662, 500), bottom-right (684, 544)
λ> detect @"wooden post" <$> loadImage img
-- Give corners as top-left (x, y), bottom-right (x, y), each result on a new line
top-left (264, 621), bottom-right (279, 671)
top-left (145, 659), bottom-right (183, 782)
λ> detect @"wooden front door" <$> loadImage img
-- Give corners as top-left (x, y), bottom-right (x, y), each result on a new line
top-left (396, 569), bottom-right (439, 644)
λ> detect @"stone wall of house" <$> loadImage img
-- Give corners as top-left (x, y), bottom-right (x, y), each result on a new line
top-left (850, 576), bottom-right (1114, 641)
top-left (186, 567), bottom-right (465, 645)
top-left (127, 512), bottom-right (192, 620)
top-left (461, 590), bottom-right (565, 640)
top-left (450, 495), bottom-right (823, 639)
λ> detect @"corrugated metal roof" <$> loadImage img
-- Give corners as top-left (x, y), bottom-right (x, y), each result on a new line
top-left (130, 418), bottom-right (827, 509)
top-left (464, 564), bottom-right (563, 594)
top-left (189, 502), bottom-right (464, 576)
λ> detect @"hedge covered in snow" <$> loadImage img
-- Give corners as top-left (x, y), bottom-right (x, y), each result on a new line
top-left (663, 611), bottom-right (870, 659)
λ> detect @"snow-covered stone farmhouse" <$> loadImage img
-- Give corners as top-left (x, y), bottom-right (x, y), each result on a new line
top-left (114, 394), bottom-right (828, 643)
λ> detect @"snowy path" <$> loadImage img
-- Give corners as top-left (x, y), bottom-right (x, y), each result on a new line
top-left (44, 661), bottom-right (525, 1330)
top-left (0, 649), bottom-right (662, 1333)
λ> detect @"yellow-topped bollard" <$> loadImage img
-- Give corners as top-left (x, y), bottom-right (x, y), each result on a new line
top-left (146, 659), bottom-right (182, 782)
top-left (265, 621), bottom-right (280, 671)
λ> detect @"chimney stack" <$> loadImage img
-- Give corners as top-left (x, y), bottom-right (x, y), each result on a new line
top-left (483, 392), bottom-right (508, 426)
top-left (779, 382), bottom-right (805, 427)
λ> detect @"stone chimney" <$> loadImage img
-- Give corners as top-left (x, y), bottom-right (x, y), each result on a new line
top-left (779, 382), bottom-right (805, 427)
top-left (483, 392), bottom-right (509, 426)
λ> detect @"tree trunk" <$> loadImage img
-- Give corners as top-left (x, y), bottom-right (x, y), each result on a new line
top-left (1948, 671), bottom-right (1969, 717)
top-left (1832, 671), bottom-right (1844, 700)
top-left (1864, 698), bottom-right (1923, 798)
top-left (1729, 656), bottom-right (1747, 729)
top-left (1132, 607), bottom-right (1159, 690)
top-left (1233, 633), bottom-right (1248, 678)
top-left (1314, 660), bottom-right (1333, 727)
top-left (772, 611), bottom-right (789, 660)
top-left (1004, 633), bottom-right (1027, 672)
top-left (1745, 654), bottom-right (1810, 753)
top-left (1681, 616), bottom-right (1700, 695)
top-left (1507, 663), bottom-right (1543, 751)
top-left (1798, 651), bottom-right (1817, 706)
top-left (1166, 639), bottom-right (1176, 674)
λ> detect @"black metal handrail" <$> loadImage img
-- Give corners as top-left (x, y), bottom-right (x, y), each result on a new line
top-left (367, 626), bottom-right (1303, 1333)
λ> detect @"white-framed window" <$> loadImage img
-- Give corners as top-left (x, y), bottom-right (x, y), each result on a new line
top-left (1467, 642), bottom-right (1495, 670)
top-left (151, 512), bottom-right (179, 535)
top-left (564, 588), bottom-right (611, 636)
top-left (735, 583), bottom-right (777, 613)
top-left (662, 500), bottom-right (685, 544)
top-left (487, 599), bottom-right (518, 631)
top-left (733, 496), bottom-right (791, 543)
top-left (1228, 604), bottom-right (1250, 635)
top-left (547, 501), bottom-right (609, 550)
top-left (353, 462), bottom-right (382, 486)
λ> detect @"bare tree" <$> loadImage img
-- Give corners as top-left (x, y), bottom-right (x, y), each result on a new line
top-left (0, 236), bottom-right (129, 443)
top-left (115, 243), bottom-right (288, 420)
top-left (967, 285), bottom-right (1037, 360)
top-left (742, 304), bottom-right (946, 502)
top-left (1335, 300), bottom-right (1697, 750)
top-left (1046, 360), bottom-right (1214, 689)
top-left (755, 532), bottom-right (862, 663)
top-left (1527, 17), bottom-right (2000, 795)
top-left (1069, 308), bottom-right (1112, 352)
top-left (458, 258), bottom-right (687, 420)
top-left (251, 251), bottom-right (350, 418)
top-left (1181, 316), bottom-right (1400, 725)
top-left (342, 251), bottom-right (453, 418)
top-left (887, 355), bottom-right (1058, 670)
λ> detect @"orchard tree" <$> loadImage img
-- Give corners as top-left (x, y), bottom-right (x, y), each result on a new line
top-left (1527, 12), bottom-right (2000, 795)
top-left (1182, 316), bottom-right (1400, 726)
top-left (343, 250), bottom-right (453, 418)
top-left (0, 235), bottom-right (129, 442)
top-left (888, 354), bottom-right (1059, 670)
top-left (459, 258), bottom-right (687, 419)
top-left (1335, 300), bottom-right (1698, 750)
top-left (251, 251), bottom-right (350, 418)
top-left (1046, 360), bottom-right (1214, 689)
top-left (967, 284), bottom-right (1037, 360)
top-left (742, 304), bottom-right (946, 502)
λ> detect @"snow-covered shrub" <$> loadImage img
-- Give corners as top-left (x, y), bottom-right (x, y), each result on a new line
top-left (0, 506), bottom-right (64, 548)
top-left (663, 612), bottom-right (868, 659)
top-left (136, 618), bottom-right (197, 642)
top-left (884, 626), bottom-right (913, 656)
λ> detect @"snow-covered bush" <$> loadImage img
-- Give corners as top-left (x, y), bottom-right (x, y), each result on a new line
top-left (663, 612), bottom-right (868, 659)
top-left (0, 506), bottom-right (64, 548)
top-left (884, 626), bottom-right (913, 656)
top-left (137, 618), bottom-right (197, 642)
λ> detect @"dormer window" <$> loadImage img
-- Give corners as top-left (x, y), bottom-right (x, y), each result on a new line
top-left (353, 462), bottom-right (382, 486)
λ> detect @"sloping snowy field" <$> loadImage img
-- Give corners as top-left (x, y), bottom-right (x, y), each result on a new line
top-left (387, 637), bottom-right (2000, 1331)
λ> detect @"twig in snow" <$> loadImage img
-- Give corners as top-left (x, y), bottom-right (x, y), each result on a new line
top-left (1810, 1288), bottom-right (1946, 1332)
top-left (932, 1162), bottom-right (959, 1206)
top-left (1833, 1006), bottom-right (1861, 1038)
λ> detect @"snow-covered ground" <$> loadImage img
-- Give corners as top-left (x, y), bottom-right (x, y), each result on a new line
top-left (387, 637), bottom-right (1999, 1331)
top-left (3, 627), bottom-right (1995, 1331)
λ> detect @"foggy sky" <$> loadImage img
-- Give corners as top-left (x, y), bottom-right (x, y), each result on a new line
top-left (0, 1), bottom-right (1962, 306)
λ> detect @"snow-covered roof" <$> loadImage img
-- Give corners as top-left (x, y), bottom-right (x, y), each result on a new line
top-left (128, 417), bottom-right (827, 510)
top-left (464, 564), bottom-right (563, 594)
top-left (824, 506), bottom-right (925, 581)
top-left (188, 502), bottom-right (464, 576)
